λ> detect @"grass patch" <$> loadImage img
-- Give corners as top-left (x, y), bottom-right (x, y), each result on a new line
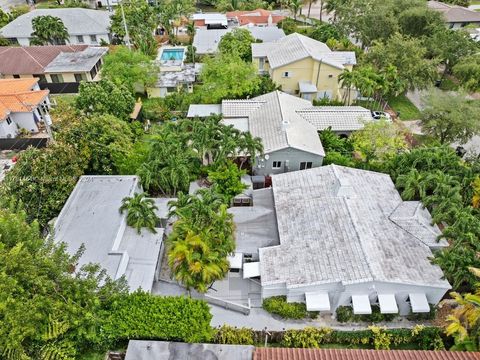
top-left (79, 351), bottom-right (106, 360)
top-left (387, 94), bottom-right (421, 120)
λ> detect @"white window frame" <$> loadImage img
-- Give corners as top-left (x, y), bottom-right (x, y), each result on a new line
top-left (282, 71), bottom-right (291, 78)
top-left (300, 161), bottom-right (313, 170)
top-left (6, 116), bottom-right (12, 125)
top-left (90, 34), bottom-right (97, 43)
top-left (272, 161), bottom-right (282, 169)
top-left (77, 35), bottom-right (84, 43)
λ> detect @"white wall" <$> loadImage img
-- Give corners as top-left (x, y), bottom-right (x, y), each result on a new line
top-left (0, 117), bottom-right (19, 138)
top-left (11, 112), bottom-right (39, 133)
top-left (254, 148), bottom-right (324, 176)
top-left (16, 33), bottom-right (110, 46)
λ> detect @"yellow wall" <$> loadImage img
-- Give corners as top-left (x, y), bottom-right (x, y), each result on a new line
top-left (254, 56), bottom-right (348, 101)
top-left (2, 72), bottom-right (95, 82)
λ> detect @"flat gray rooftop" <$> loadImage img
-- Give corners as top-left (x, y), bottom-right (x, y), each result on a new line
top-left (44, 47), bottom-right (108, 73)
top-left (125, 340), bottom-right (254, 360)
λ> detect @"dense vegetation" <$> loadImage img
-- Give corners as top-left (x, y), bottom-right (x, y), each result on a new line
top-left (263, 296), bottom-right (318, 319)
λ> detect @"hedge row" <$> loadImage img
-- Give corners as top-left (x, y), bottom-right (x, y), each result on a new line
top-left (214, 325), bottom-right (445, 350)
top-left (101, 292), bottom-right (213, 345)
top-left (262, 296), bottom-right (319, 319)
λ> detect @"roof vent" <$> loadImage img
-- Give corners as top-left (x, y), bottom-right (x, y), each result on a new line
top-left (282, 119), bottom-right (289, 131)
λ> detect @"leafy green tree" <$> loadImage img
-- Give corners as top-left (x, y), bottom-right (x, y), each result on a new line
top-left (57, 114), bottom-right (136, 175)
top-left (218, 28), bottom-right (256, 62)
top-left (0, 207), bottom-right (127, 358)
top-left (397, 6), bottom-right (443, 38)
top-left (76, 79), bottom-right (136, 121)
top-left (120, 192), bottom-right (159, 234)
top-left (200, 54), bottom-right (262, 102)
top-left (110, 0), bottom-right (158, 55)
top-left (446, 268), bottom-right (480, 351)
top-left (0, 143), bottom-right (87, 226)
top-left (157, 0), bottom-right (195, 37)
top-left (427, 28), bottom-right (479, 75)
top-left (420, 89), bottom-right (480, 145)
top-left (101, 46), bottom-right (157, 93)
top-left (364, 33), bottom-right (437, 91)
top-left (453, 54), bottom-right (480, 92)
top-left (277, 18), bottom-right (297, 35)
top-left (208, 161), bottom-right (247, 204)
top-left (319, 127), bottom-right (353, 155)
top-left (30, 15), bottom-right (69, 45)
top-left (395, 169), bottom-right (429, 200)
top-left (309, 23), bottom-right (344, 43)
top-left (350, 119), bottom-right (407, 164)
top-left (0, 8), bottom-right (11, 28)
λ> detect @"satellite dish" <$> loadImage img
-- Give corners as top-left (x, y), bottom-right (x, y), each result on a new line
top-left (264, 154), bottom-right (270, 160)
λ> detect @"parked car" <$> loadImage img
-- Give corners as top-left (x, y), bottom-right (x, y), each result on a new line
top-left (371, 111), bottom-right (392, 121)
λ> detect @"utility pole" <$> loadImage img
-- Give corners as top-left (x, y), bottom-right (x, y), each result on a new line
top-left (120, 0), bottom-right (132, 50)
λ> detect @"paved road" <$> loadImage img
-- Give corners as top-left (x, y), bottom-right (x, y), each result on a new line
top-left (0, 0), bottom-right (27, 11)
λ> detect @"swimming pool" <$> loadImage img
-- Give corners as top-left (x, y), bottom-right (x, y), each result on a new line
top-left (160, 48), bottom-right (185, 61)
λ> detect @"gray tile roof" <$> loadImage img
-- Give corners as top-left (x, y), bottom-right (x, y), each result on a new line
top-left (0, 9), bottom-right (111, 38)
top-left (53, 176), bottom-right (163, 292)
top-left (222, 91), bottom-right (325, 156)
top-left (259, 165), bottom-right (450, 289)
top-left (125, 341), bottom-right (254, 360)
top-left (192, 27), bottom-right (285, 54)
top-left (428, 1), bottom-right (480, 22)
top-left (296, 106), bottom-right (373, 132)
top-left (44, 46), bottom-right (107, 73)
top-left (155, 63), bottom-right (202, 87)
top-left (251, 33), bottom-right (356, 70)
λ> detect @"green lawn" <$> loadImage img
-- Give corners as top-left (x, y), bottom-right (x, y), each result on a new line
top-left (387, 94), bottom-right (421, 121)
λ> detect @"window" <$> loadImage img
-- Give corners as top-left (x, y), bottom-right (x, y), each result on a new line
top-left (74, 73), bottom-right (87, 82)
top-left (272, 161), bottom-right (282, 169)
top-left (300, 161), bottom-right (313, 170)
top-left (167, 87), bottom-right (176, 93)
top-left (6, 116), bottom-right (12, 125)
top-left (282, 71), bottom-right (291, 78)
top-left (90, 34), bottom-right (97, 43)
top-left (34, 74), bottom-right (47, 83)
top-left (77, 35), bottom-right (84, 43)
top-left (90, 65), bottom-right (98, 80)
top-left (13, 74), bottom-right (20, 79)
top-left (50, 74), bottom-right (64, 83)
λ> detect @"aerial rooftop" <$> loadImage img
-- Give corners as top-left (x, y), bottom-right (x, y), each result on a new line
top-left (44, 47), bottom-right (108, 73)
top-left (259, 165), bottom-right (449, 289)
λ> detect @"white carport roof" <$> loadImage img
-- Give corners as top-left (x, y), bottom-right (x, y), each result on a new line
top-left (378, 294), bottom-right (398, 314)
top-left (410, 293), bottom-right (430, 313)
top-left (305, 292), bottom-right (330, 312)
top-left (243, 262), bottom-right (260, 279)
top-left (299, 81), bottom-right (318, 94)
top-left (352, 294), bottom-right (372, 315)
top-left (228, 253), bottom-right (243, 270)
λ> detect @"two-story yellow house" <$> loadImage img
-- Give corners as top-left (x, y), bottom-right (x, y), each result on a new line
top-left (252, 33), bottom-right (356, 102)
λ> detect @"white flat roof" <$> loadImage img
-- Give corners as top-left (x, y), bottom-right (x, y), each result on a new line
top-left (410, 293), bottom-right (430, 313)
top-left (352, 294), bottom-right (372, 315)
top-left (228, 253), bottom-right (243, 269)
top-left (187, 104), bottom-right (222, 118)
top-left (243, 262), bottom-right (260, 278)
top-left (305, 292), bottom-right (331, 312)
top-left (378, 293), bottom-right (398, 314)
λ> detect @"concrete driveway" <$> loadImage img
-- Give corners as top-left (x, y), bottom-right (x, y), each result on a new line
top-left (0, 0), bottom-right (27, 11)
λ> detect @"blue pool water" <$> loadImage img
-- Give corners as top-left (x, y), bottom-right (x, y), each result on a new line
top-left (161, 49), bottom-right (184, 61)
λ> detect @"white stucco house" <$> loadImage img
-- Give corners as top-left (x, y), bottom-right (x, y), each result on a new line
top-left (53, 175), bottom-right (174, 292)
top-left (188, 91), bottom-right (375, 175)
top-left (0, 78), bottom-right (52, 139)
top-left (229, 165), bottom-right (450, 316)
top-left (0, 9), bottom-right (112, 46)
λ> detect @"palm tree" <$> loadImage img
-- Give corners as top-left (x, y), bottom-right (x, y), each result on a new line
top-left (339, 69), bottom-right (354, 105)
top-left (30, 16), bottom-right (69, 45)
top-left (119, 192), bottom-right (159, 234)
top-left (186, 21), bottom-right (195, 45)
top-left (472, 176), bottom-right (480, 208)
top-left (289, 0), bottom-right (303, 21)
top-left (395, 169), bottom-right (428, 201)
top-left (446, 267), bottom-right (480, 351)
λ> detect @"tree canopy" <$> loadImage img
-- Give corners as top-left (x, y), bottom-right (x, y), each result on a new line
top-left (453, 54), bottom-right (480, 92)
top-left (420, 89), bottom-right (480, 145)
top-left (75, 79), bottom-right (136, 120)
top-left (218, 28), bottom-right (256, 62)
top-left (30, 15), bottom-right (69, 45)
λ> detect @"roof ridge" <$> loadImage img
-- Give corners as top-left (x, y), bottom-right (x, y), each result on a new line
top-left (274, 91), bottom-right (290, 148)
top-left (22, 47), bottom-right (46, 71)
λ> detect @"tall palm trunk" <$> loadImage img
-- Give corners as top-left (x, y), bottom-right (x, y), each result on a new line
top-left (319, 0), bottom-right (323, 22)
top-left (308, 0), bottom-right (313, 18)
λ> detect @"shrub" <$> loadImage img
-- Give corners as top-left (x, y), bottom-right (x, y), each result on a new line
top-left (262, 296), bottom-right (318, 319)
top-left (336, 306), bottom-right (356, 323)
top-left (214, 325), bottom-right (254, 345)
top-left (369, 326), bottom-right (392, 350)
top-left (406, 305), bottom-right (436, 321)
top-left (100, 292), bottom-right (213, 346)
top-left (336, 305), bottom-right (397, 323)
top-left (281, 327), bottom-right (332, 348)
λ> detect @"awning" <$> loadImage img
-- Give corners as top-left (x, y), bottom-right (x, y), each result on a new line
top-left (299, 81), bottom-right (318, 94)
top-left (378, 294), bottom-right (398, 314)
top-left (305, 292), bottom-right (331, 312)
top-left (352, 294), bottom-right (372, 315)
top-left (243, 262), bottom-right (261, 279)
top-left (410, 293), bottom-right (430, 313)
top-left (227, 253), bottom-right (243, 270)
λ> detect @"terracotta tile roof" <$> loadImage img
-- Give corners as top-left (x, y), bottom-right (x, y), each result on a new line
top-left (254, 348), bottom-right (480, 360)
top-left (0, 45), bottom-right (88, 75)
top-left (0, 79), bottom-right (49, 120)
top-left (226, 9), bottom-right (285, 25)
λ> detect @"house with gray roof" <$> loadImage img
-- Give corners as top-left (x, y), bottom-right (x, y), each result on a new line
top-left (192, 27), bottom-right (286, 55)
top-left (53, 176), bottom-right (173, 292)
top-left (231, 165), bottom-right (450, 316)
top-left (188, 91), bottom-right (375, 175)
top-left (428, 1), bottom-right (480, 28)
top-left (0, 9), bottom-right (112, 46)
